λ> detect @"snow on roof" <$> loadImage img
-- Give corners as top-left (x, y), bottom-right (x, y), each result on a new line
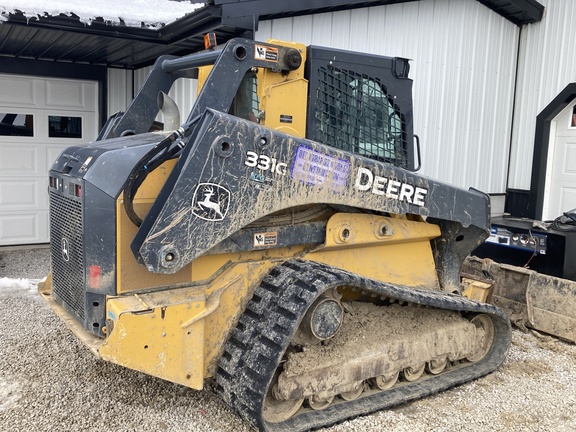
top-left (0, 0), bottom-right (205, 28)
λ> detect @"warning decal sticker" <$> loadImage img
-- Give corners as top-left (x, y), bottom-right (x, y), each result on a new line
top-left (253, 231), bottom-right (278, 247)
top-left (255, 45), bottom-right (279, 62)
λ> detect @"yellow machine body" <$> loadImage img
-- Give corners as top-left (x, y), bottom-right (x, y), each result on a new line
top-left (42, 193), bottom-right (441, 389)
top-left (198, 40), bottom-right (308, 138)
top-left (98, 210), bottom-right (441, 389)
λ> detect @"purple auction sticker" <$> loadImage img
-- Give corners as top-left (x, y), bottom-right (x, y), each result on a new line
top-left (291, 145), bottom-right (351, 192)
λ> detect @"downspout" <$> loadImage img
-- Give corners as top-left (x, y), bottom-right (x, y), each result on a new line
top-left (504, 24), bottom-right (524, 214)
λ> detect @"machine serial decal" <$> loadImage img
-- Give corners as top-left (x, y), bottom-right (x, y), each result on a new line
top-left (249, 172), bottom-right (274, 191)
top-left (191, 183), bottom-right (231, 221)
top-left (245, 151), bottom-right (287, 175)
top-left (291, 145), bottom-right (351, 192)
top-left (355, 167), bottom-right (428, 207)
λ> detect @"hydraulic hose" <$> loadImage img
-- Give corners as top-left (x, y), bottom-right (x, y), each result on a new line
top-left (122, 127), bottom-right (186, 227)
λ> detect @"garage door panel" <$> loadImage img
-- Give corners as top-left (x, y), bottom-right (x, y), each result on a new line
top-left (0, 146), bottom-right (38, 174)
top-left (45, 81), bottom-right (97, 111)
top-left (0, 180), bottom-right (39, 207)
top-left (44, 112), bottom-right (96, 141)
top-left (0, 213), bottom-right (39, 243)
top-left (0, 76), bottom-right (36, 106)
top-left (0, 210), bottom-right (50, 245)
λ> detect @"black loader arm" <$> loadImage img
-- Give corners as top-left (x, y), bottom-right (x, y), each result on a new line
top-left (131, 109), bottom-right (489, 279)
top-left (101, 38), bottom-right (302, 139)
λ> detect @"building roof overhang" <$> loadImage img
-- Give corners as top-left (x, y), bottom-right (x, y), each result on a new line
top-left (0, 0), bottom-right (544, 69)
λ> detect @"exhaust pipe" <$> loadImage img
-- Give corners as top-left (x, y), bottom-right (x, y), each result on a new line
top-left (157, 91), bottom-right (181, 131)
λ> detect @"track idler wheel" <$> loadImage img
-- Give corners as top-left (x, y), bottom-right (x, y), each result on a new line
top-left (466, 314), bottom-right (495, 363)
top-left (263, 381), bottom-right (304, 424)
top-left (295, 289), bottom-right (344, 345)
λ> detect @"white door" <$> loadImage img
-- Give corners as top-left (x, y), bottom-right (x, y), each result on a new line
top-left (0, 75), bottom-right (98, 246)
top-left (543, 101), bottom-right (576, 221)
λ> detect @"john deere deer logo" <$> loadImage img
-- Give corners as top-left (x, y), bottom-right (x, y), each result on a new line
top-left (61, 238), bottom-right (70, 262)
top-left (192, 183), bottom-right (230, 221)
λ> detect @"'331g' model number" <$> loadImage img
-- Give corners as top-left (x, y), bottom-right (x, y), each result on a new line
top-left (245, 151), bottom-right (287, 175)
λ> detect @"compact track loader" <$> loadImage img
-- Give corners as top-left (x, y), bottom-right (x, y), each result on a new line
top-left (41, 38), bottom-right (511, 431)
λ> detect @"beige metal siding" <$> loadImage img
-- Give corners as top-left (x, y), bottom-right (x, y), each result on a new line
top-left (107, 68), bottom-right (133, 116)
top-left (258, 0), bottom-right (519, 193)
top-left (108, 66), bottom-right (198, 127)
top-left (508, 0), bottom-right (576, 190)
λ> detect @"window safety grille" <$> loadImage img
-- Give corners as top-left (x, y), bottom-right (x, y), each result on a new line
top-left (315, 66), bottom-right (408, 168)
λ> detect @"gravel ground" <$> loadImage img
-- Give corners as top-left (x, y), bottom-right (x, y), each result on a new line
top-left (1, 248), bottom-right (575, 432)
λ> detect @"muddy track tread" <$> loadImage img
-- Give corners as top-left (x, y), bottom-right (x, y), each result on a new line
top-left (215, 259), bottom-right (511, 432)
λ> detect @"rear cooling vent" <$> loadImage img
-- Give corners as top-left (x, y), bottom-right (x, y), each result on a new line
top-left (315, 66), bottom-right (408, 168)
top-left (49, 191), bottom-right (85, 320)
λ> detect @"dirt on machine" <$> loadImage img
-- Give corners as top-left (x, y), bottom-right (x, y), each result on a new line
top-left (40, 37), bottom-right (512, 431)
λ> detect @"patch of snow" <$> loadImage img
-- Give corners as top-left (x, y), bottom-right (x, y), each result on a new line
top-left (0, 0), bottom-right (205, 28)
top-left (0, 277), bottom-right (44, 294)
top-left (0, 379), bottom-right (21, 411)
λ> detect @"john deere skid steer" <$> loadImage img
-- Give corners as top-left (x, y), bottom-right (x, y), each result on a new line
top-left (41, 38), bottom-right (511, 431)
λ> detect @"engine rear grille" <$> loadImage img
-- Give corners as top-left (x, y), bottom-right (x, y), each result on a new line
top-left (49, 190), bottom-right (85, 320)
top-left (315, 65), bottom-right (409, 168)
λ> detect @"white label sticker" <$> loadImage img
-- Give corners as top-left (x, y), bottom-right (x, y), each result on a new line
top-left (253, 232), bottom-right (278, 247)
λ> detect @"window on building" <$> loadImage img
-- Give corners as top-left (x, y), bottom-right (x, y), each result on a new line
top-left (49, 116), bottom-right (82, 138)
top-left (0, 113), bottom-right (34, 136)
top-left (572, 105), bottom-right (576, 128)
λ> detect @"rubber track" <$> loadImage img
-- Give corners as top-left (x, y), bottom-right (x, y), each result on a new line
top-left (215, 259), bottom-right (511, 432)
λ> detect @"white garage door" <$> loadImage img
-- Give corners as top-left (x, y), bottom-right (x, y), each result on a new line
top-left (0, 74), bottom-right (98, 246)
